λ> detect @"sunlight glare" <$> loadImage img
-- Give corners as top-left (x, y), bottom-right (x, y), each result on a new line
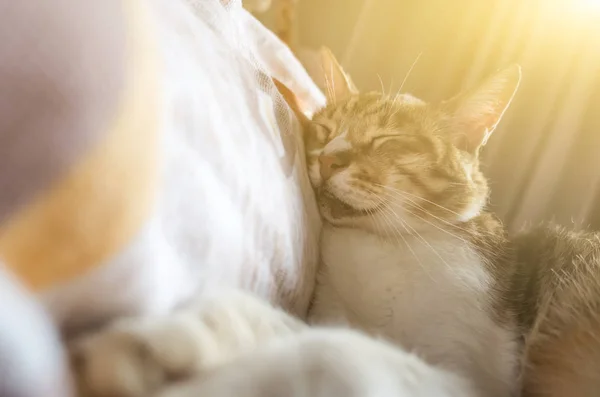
top-left (576, 0), bottom-right (600, 11)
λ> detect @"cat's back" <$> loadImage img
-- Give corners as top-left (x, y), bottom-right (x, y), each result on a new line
top-left (512, 223), bottom-right (600, 396)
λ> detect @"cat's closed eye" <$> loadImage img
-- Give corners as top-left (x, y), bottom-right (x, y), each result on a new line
top-left (370, 135), bottom-right (400, 149)
top-left (370, 135), bottom-right (426, 154)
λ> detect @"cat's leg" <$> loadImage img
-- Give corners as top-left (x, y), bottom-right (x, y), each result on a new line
top-left (158, 328), bottom-right (477, 397)
top-left (70, 289), bottom-right (306, 397)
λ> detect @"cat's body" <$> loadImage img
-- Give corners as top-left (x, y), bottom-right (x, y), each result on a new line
top-left (71, 223), bottom-right (600, 397)
top-left (71, 48), bottom-right (600, 397)
top-left (310, 222), bottom-right (517, 396)
top-left (300, 49), bottom-right (523, 396)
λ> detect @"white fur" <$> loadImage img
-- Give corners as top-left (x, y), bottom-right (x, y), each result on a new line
top-left (71, 225), bottom-right (515, 397)
top-left (73, 289), bottom-right (475, 397)
top-left (160, 328), bottom-right (476, 397)
top-left (310, 224), bottom-right (518, 397)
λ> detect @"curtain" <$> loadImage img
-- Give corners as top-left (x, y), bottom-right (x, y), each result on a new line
top-left (260, 0), bottom-right (600, 232)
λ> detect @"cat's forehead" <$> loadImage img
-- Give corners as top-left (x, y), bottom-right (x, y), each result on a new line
top-left (315, 93), bottom-right (433, 145)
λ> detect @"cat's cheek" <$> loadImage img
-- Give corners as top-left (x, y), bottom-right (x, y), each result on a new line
top-left (326, 173), bottom-right (351, 198)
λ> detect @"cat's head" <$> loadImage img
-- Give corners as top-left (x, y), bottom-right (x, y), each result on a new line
top-left (288, 49), bottom-right (520, 234)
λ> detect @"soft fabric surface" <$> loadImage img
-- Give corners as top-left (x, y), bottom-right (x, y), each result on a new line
top-left (0, 0), bottom-right (323, 329)
top-left (0, 1), bottom-right (323, 395)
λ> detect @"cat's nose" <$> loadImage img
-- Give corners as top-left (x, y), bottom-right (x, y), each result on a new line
top-left (319, 154), bottom-right (348, 180)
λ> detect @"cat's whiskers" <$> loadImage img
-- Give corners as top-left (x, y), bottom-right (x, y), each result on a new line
top-left (377, 74), bottom-right (387, 98)
top-left (388, 52), bottom-right (423, 113)
top-left (403, 201), bottom-right (498, 252)
top-left (397, 195), bottom-right (496, 251)
top-left (384, 78), bottom-right (396, 116)
top-left (363, 198), bottom-right (387, 240)
top-left (388, 206), bottom-right (454, 271)
top-left (404, 207), bottom-right (498, 256)
top-left (364, 208), bottom-right (383, 237)
top-left (360, 194), bottom-right (436, 278)
top-left (398, 52), bottom-right (423, 95)
top-left (373, 183), bottom-right (497, 242)
top-left (376, 204), bottom-right (440, 279)
top-left (372, 208), bottom-right (405, 247)
top-left (385, 186), bottom-right (492, 237)
top-left (369, 201), bottom-right (428, 274)
top-left (372, 187), bottom-right (497, 256)
top-left (374, 183), bottom-right (464, 218)
top-left (372, 192), bottom-right (457, 271)
top-left (374, 203), bottom-right (411, 245)
top-left (375, 74), bottom-right (397, 115)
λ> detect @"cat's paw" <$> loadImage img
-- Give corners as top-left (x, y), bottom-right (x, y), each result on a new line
top-left (70, 290), bottom-right (306, 397)
top-left (70, 314), bottom-right (210, 397)
top-left (155, 329), bottom-right (477, 397)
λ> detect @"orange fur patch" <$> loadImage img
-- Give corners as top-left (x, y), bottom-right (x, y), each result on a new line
top-left (0, 0), bottom-right (161, 291)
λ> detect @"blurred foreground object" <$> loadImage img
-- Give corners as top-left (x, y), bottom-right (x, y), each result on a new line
top-left (0, 0), bottom-right (155, 394)
top-left (0, 0), bottom-right (323, 351)
top-left (0, 0), bottom-right (324, 394)
top-left (0, 0), bottom-right (158, 291)
top-left (0, 265), bottom-right (72, 397)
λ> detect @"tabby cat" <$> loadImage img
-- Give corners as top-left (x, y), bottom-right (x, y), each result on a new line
top-left (297, 48), bottom-right (600, 396)
top-left (303, 48), bottom-right (522, 397)
top-left (70, 49), bottom-right (600, 397)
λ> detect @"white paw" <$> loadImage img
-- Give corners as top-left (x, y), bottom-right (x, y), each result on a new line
top-left (157, 329), bottom-right (477, 397)
top-left (70, 290), bottom-right (306, 397)
top-left (70, 314), bottom-right (208, 397)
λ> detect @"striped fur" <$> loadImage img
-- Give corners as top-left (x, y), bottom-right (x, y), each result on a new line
top-left (303, 49), bottom-right (522, 396)
top-left (512, 225), bottom-right (600, 396)
top-left (306, 91), bottom-right (491, 230)
top-left (302, 48), bottom-right (600, 396)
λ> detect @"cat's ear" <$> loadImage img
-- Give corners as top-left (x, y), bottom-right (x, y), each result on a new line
top-left (273, 78), bottom-right (309, 125)
top-left (443, 64), bottom-right (521, 153)
top-left (319, 47), bottom-right (358, 103)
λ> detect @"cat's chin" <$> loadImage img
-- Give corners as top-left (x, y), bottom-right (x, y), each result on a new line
top-left (318, 191), bottom-right (372, 222)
